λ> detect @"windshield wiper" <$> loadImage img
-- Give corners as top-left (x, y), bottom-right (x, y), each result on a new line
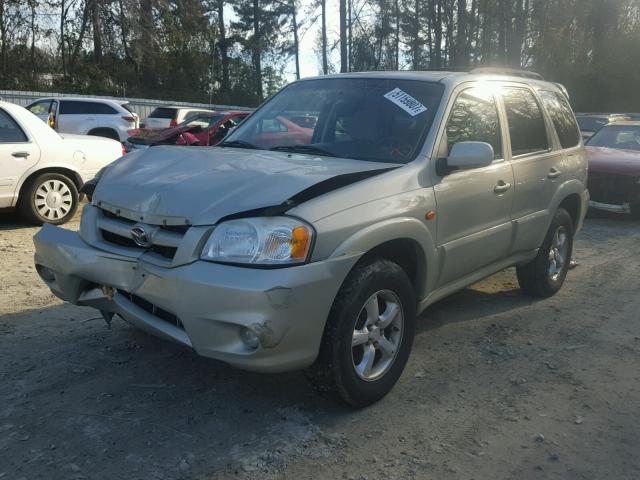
top-left (269, 145), bottom-right (339, 158)
top-left (218, 140), bottom-right (260, 149)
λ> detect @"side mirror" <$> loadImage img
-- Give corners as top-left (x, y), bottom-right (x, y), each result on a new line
top-left (437, 141), bottom-right (494, 175)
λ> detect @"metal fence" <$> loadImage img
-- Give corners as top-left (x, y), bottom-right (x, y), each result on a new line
top-left (0, 90), bottom-right (253, 122)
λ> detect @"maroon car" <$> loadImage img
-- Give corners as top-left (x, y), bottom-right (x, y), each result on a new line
top-left (125, 110), bottom-right (251, 151)
top-left (586, 121), bottom-right (640, 217)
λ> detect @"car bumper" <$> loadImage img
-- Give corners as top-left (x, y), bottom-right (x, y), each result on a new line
top-left (33, 224), bottom-right (360, 373)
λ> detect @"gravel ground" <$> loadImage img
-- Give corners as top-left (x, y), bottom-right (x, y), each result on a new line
top-left (1, 209), bottom-right (639, 480)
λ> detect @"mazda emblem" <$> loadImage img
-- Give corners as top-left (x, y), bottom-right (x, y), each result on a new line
top-left (131, 224), bottom-right (152, 248)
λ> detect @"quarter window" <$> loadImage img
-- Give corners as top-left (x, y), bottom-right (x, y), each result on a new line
top-left (27, 100), bottom-right (52, 116)
top-left (539, 91), bottom-right (581, 149)
top-left (445, 87), bottom-right (502, 160)
top-left (0, 109), bottom-right (28, 143)
top-left (502, 87), bottom-right (549, 156)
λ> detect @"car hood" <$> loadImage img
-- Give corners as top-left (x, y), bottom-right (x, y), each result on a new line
top-left (128, 126), bottom-right (194, 144)
top-left (93, 146), bottom-right (399, 226)
top-left (587, 146), bottom-right (640, 177)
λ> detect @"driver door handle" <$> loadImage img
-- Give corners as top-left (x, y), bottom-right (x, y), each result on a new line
top-left (12, 151), bottom-right (30, 158)
top-left (493, 180), bottom-right (512, 194)
top-left (548, 167), bottom-right (562, 179)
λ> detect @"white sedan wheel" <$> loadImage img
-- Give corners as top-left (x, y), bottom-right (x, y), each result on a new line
top-left (34, 179), bottom-right (74, 221)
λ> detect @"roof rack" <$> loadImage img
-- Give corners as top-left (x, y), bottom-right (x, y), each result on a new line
top-left (470, 67), bottom-right (544, 80)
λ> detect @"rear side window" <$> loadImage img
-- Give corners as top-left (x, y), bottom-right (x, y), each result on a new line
top-left (539, 91), bottom-right (581, 148)
top-left (502, 87), bottom-right (549, 156)
top-left (0, 109), bottom-right (28, 143)
top-left (149, 108), bottom-right (178, 119)
top-left (60, 101), bottom-right (117, 115)
top-left (444, 86), bottom-right (503, 159)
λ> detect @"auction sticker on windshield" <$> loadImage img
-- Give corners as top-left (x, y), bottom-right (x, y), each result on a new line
top-left (384, 88), bottom-right (428, 116)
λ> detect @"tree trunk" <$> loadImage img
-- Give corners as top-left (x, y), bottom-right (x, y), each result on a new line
top-left (0, 0), bottom-right (7, 80)
top-left (217, 0), bottom-right (230, 93)
top-left (60, 0), bottom-right (67, 77)
top-left (92, 0), bottom-right (103, 63)
top-left (454, 0), bottom-right (466, 67)
top-left (291, 0), bottom-right (300, 79)
top-left (340, 0), bottom-right (347, 72)
top-left (140, 0), bottom-right (155, 87)
top-left (432, 0), bottom-right (442, 68)
top-left (30, 0), bottom-right (36, 80)
top-left (394, 0), bottom-right (399, 69)
top-left (321, 0), bottom-right (328, 74)
top-left (252, 0), bottom-right (262, 101)
top-left (347, 0), bottom-right (352, 71)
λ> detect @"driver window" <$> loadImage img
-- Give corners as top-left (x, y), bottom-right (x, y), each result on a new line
top-left (443, 87), bottom-right (503, 160)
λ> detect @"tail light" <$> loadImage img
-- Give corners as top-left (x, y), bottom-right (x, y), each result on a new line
top-left (169, 118), bottom-right (178, 127)
top-left (121, 143), bottom-right (127, 156)
top-left (122, 116), bottom-right (136, 123)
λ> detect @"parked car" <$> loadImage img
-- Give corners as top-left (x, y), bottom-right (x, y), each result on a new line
top-left (575, 113), bottom-right (631, 141)
top-left (585, 121), bottom-right (640, 216)
top-left (26, 97), bottom-right (139, 142)
top-left (125, 110), bottom-right (251, 151)
top-left (144, 106), bottom-right (215, 130)
top-left (34, 70), bottom-right (588, 406)
top-left (0, 101), bottom-right (124, 224)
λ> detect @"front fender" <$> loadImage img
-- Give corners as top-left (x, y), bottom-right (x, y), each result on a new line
top-left (328, 217), bottom-right (438, 299)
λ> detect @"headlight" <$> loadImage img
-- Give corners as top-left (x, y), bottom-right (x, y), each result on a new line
top-left (200, 217), bottom-right (314, 266)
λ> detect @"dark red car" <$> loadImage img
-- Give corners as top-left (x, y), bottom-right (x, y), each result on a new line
top-left (125, 110), bottom-right (251, 151)
top-left (586, 121), bottom-right (640, 217)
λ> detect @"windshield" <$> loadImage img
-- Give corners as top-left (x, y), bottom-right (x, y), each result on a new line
top-left (586, 125), bottom-right (640, 151)
top-left (178, 114), bottom-right (224, 129)
top-left (223, 78), bottom-right (444, 163)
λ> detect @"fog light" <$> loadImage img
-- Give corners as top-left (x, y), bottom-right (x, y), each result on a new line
top-left (36, 265), bottom-right (55, 282)
top-left (240, 327), bottom-right (260, 350)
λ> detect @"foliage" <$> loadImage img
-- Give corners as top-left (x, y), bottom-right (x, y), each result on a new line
top-left (1, 0), bottom-right (639, 110)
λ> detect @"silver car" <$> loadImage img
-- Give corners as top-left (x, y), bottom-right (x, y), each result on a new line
top-left (34, 70), bottom-right (589, 406)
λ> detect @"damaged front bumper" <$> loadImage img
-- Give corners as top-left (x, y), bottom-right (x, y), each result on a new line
top-left (34, 223), bottom-right (359, 373)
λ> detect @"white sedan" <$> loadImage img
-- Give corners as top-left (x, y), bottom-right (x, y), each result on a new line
top-left (0, 100), bottom-right (124, 224)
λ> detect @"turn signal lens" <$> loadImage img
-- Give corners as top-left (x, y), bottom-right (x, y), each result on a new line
top-left (291, 226), bottom-right (312, 260)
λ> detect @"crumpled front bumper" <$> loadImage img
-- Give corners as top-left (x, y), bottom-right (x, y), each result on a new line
top-left (33, 224), bottom-right (359, 373)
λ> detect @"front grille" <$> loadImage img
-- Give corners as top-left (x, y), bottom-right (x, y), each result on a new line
top-left (100, 229), bottom-right (178, 259)
top-left (97, 209), bottom-right (186, 261)
top-left (588, 174), bottom-right (638, 205)
top-left (118, 289), bottom-right (184, 330)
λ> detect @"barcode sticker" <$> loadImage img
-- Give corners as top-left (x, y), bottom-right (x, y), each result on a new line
top-left (383, 88), bottom-right (428, 116)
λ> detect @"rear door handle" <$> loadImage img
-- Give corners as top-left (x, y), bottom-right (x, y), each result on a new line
top-left (12, 151), bottom-right (30, 158)
top-left (548, 167), bottom-right (562, 179)
top-left (493, 180), bottom-right (512, 194)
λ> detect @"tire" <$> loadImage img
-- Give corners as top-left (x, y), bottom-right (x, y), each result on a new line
top-left (89, 128), bottom-right (120, 141)
top-left (19, 173), bottom-right (79, 225)
top-left (516, 208), bottom-right (574, 298)
top-left (306, 258), bottom-right (416, 407)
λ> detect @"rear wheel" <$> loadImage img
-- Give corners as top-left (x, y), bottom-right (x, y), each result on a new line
top-left (19, 173), bottom-right (79, 225)
top-left (88, 128), bottom-right (120, 141)
top-left (516, 208), bottom-right (574, 297)
top-left (306, 259), bottom-right (416, 407)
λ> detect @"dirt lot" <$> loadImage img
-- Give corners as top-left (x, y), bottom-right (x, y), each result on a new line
top-left (1, 209), bottom-right (639, 480)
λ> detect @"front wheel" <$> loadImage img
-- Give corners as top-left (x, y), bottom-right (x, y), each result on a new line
top-left (516, 208), bottom-right (574, 297)
top-left (306, 259), bottom-right (416, 407)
